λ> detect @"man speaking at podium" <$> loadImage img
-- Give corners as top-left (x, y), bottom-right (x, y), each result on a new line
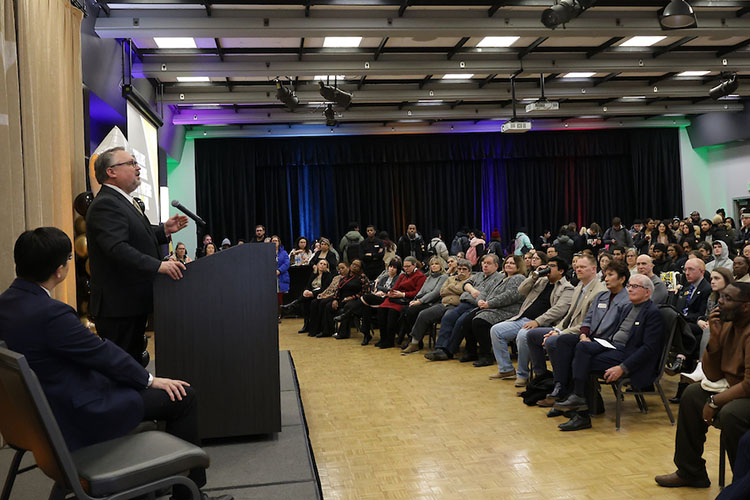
top-left (87, 147), bottom-right (188, 363)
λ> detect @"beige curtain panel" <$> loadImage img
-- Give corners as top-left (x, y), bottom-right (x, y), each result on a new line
top-left (0, 0), bottom-right (85, 305)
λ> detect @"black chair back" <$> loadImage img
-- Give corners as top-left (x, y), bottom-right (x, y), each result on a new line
top-left (656, 304), bottom-right (680, 382)
top-left (0, 347), bottom-right (80, 493)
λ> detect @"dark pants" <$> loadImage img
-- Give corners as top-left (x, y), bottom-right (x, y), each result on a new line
top-left (464, 317), bottom-right (494, 358)
top-left (363, 262), bottom-right (384, 282)
top-left (308, 297), bottom-right (333, 335)
top-left (299, 295), bottom-right (314, 326)
top-left (377, 307), bottom-right (402, 346)
top-left (96, 314), bottom-right (148, 364)
top-left (547, 333), bottom-right (580, 391)
top-left (526, 327), bottom-right (555, 376)
top-left (336, 300), bottom-right (363, 337)
top-left (674, 383), bottom-right (750, 480)
top-left (435, 302), bottom-right (475, 355)
top-left (717, 432), bottom-right (750, 500)
top-left (410, 303), bottom-right (449, 342)
top-left (140, 386), bottom-right (204, 498)
top-left (552, 334), bottom-right (625, 396)
top-left (398, 302), bottom-right (432, 338)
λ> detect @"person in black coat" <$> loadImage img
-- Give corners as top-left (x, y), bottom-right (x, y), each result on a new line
top-left (287, 260), bottom-right (334, 333)
top-left (86, 147), bottom-right (189, 364)
top-left (0, 227), bottom-right (231, 500)
top-left (360, 225), bottom-right (386, 281)
top-left (396, 223), bottom-right (425, 262)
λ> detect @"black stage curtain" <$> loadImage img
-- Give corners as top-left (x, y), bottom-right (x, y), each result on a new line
top-left (194, 128), bottom-right (682, 252)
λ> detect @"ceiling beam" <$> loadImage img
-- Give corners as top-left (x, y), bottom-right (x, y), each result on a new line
top-left (214, 38), bottom-right (224, 62)
top-left (487, 2), bottom-right (503, 17)
top-left (398, 0), bottom-right (409, 17)
top-left (95, 11), bottom-right (750, 39)
top-left (593, 72), bottom-right (620, 86)
top-left (447, 37), bottom-right (470, 60)
top-left (298, 37), bottom-right (304, 61)
top-left (737, 7), bottom-right (750, 17)
top-left (418, 74), bottom-right (433, 89)
top-left (374, 37), bottom-right (389, 61)
top-left (137, 55), bottom-right (750, 79)
top-left (648, 72), bottom-right (677, 85)
top-left (652, 36), bottom-right (698, 58)
top-left (357, 75), bottom-right (366, 90)
top-left (478, 73), bottom-right (497, 88)
top-left (585, 37), bottom-right (623, 59)
top-left (518, 37), bottom-right (548, 60)
top-left (716, 38), bottom-right (750, 57)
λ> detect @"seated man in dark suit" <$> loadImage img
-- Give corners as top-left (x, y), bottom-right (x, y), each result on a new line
top-left (551, 273), bottom-right (664, 431)
top-left (0, 227), bottom-right (231, 500)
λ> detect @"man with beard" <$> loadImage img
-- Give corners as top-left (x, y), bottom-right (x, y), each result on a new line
top-left (655, 282), bottom-right (750, 489)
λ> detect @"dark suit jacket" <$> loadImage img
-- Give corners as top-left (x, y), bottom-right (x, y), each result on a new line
top-left (613, 299), bottom-right (664, 389)
top-left (86, 185), bottom-right (169, 318)
top-left (0, 279), bottom-right (148, 451)
top-left (305, 271), bottom-right (334, 298)
top-left (675, 277), bottom-right (711, 324)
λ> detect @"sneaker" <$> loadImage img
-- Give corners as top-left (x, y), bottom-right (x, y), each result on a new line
top-left (514, 377), bottom-right (528, 387)
top-left (489, 369), bottom-right (516, 380)
top-left (401, 344), bottom-right (420, 355)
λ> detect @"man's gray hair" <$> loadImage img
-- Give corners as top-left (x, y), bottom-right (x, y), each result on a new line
top-left (631, 273), bottom-right (654, 293)
top-left (481, 253), bottom-right (500, 266)
top-left (457, 258), bottom-right (472, 269)
top-left (94, 147), bottom-right (126, 184)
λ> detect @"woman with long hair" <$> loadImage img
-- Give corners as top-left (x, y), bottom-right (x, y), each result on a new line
top-left (289, 236), bottom-right (313, 266)
top-left (656, 221), bottom-right (677, 246)
top-left (171, 242), bottom-right (193, 264)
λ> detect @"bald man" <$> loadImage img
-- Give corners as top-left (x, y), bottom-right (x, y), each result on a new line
top-left (635, 254), bottom-right (668, 304)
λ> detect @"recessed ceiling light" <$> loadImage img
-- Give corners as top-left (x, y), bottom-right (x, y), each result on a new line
top-left (562, 72), bottom-right (596, 78)
top-left (323, 37), bottom-right (362, 48)
top-left (620, 36), bottom-right (667, 47)
top-left (154, 37), bottom-right (196, 49)
top-left (442, 74), bottom-right (474, 80)
top-left (678, 71), bottom-right (710, 77)
top-left (620, 96), bottom-right (646, 100)
top-left (314, 75), bottom-right (346, 81)
top-left (176, 76), bottom-right (210, 82)
top-left (417, 99), bottom-right (444, 105)
top-left (476, 36), bottom-right (520, 48)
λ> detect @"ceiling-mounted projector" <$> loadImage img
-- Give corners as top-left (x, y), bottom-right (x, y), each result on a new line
top-left (501, 120), bottom-right (532, 133)
top-left (525, 99), bottom-right (559, 112)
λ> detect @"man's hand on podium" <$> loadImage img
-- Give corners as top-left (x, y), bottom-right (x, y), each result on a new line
top-left (159, 260), bottom-right (186, 280)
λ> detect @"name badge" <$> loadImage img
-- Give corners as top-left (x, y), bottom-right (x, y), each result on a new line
top-left (635, 322), bottom-right (640, 326)
top-left (598, 303), bottom-right (607, 309)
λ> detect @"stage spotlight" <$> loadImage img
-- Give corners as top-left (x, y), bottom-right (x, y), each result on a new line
top-left (659, 0), bottom-right (697, 30)
top-left (274, 79), bottom-right (299, 110)
top-left (709, 73), bottom-right (739, 100)
top-left (319, 81), bottom-right (353, 108)
top-left (541, 0), bottom-right (597, 29)
top-left (324, 104), bottom-right (337, 127)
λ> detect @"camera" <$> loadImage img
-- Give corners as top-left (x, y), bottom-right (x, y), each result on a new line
top-left (534, 267), bottom-right (552, 277)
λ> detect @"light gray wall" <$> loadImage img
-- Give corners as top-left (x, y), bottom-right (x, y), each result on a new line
top-left (167, 139), bottom-right (198, 257)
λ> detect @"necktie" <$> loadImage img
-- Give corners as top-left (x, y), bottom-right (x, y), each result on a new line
top-left (682, 284), bottom-right (695, 315)
top-left (132, 198), bottom-right (145, 217)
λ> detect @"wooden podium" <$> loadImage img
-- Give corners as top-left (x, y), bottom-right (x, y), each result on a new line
top-left (153, 243), bottom-right (280, 439)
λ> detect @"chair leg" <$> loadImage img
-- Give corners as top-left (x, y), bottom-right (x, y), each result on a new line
top-left (1, 449), bottom-right (25, 500)
top-left (719, 438), bottom-right (726, 489)
top-left (654, 382), bottom-right (675, 425)
top-left (47, 484), bottom-right (68, 500)
top-left (614, 383), bottom-right (623, 431)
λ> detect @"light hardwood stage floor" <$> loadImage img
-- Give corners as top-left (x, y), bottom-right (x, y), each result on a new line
top-left (278, 318), bottom-right (725, 500)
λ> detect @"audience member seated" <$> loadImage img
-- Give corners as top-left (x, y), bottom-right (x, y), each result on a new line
top-left (634, 218), bottom-right (657, 255)
top-left (667, 257), bottom-right (711, 402)
top-left (171, 241), bottom-right (193, 264)
top-left (396, 257), bottom-right (448, 347)
top-left (553, 273), bottom-right (663, 431)
top-left (716, 431), bottom-right (750, 500)
top-left (597, 251), bottom-right (612, 281)
top-left (651, 243), bottom-right (669, 276)
top-left (397, 224), bottom-right (425, 262)
top-left (611, 246), bottom-right (626, 264)
top-left (401, 259), bottom-right (472, 354)
top-left (220, 238), bottom-right (231, 250)
top-left (374, 256), bottom-right (426, 348)
top-left (463, 255), bottom-right (526, 367)
top-left (666, 243), bottom-right (687, 272)
top-left (195, 234), bottom-right (212, 259)
top-left (735, 255), bottom-right (750, 283)
top-left (310, 237), bottom-right (339, 270)
top-left (626, 247), bottom-right (638, 275)
top-left (678, 221), bottom-right (697, 247)
top-left (307, 262), bottom-right (348, 337)
top-left (524, 254), bottom-right (607, 390)
top-left (539, 260), bottom-right (631, 411)
top-left (655, 282), bottom-right (750, 489)
top-left (424, 255), bottom-right (505, 361)
top-left (635, 254), bottom-right (668, 304)
top-left (692, 268), bottom-right (735, 364)
top-left (699, 218), bottom-right (716, 243)
top-left (656, 221), bottom-right (677, 246)
top-left (289, 260), bottom-right (333, 333)
top-left (0, 228), bottom-right (232, 500)
top-left (339, 222), bottom-right (364, 264)
top-left (203, 242), bottom-right (217, 257)
top-left (289, 236), bottom-right (313, 266)
top-left (744, 244), bottom-right (750, 260)
top-left (734, 212), bottom-right (750, 253)
top-left (445, 255), bottom-right (459, 276)
top-left (489, 256), bottom-right (575, 386)
top-left (707, 240), bottom-right (733, 272)
top-left (696, 241), bottom-right (714, 266)
top-left (603, 217), bottom-right (634, 249)
top-left (361, 225), bottom-right (386, 280)
top-left (315, 259), bottom-right (368, 339)
top-left (358, 258), bottom-right (402, 346)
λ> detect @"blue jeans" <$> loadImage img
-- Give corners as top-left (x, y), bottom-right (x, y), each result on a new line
top-left (435, 302), bottom-right (474, 355)
top-left (490, 318), bottom-right (531, 378)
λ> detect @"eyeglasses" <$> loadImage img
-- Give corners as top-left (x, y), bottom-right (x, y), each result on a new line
top-left (719, 294), bottom-right (750, 303)
top-left (626, 283), bottom-right (647, 290)
top-left (108, 160), bottom-right (139, 169)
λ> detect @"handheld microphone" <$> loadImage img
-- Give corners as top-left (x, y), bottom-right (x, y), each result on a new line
top-left (171, 200), bottom-right (206, 228)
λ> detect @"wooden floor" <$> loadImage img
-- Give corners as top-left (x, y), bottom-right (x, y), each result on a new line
top-left (277, 318), bottom-right (725, 500)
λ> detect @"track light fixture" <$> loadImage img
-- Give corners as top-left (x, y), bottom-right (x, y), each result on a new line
top-left (709, 73), bottom-right (739, 100)
top-left (659, 0), bottom-right (697, 30)
top-left (541, 0), bottom-right (597, 29)
top-left (324, 104), bottom-right (337, 127)
top-left (274, 79), bottom-right (299, 110)
top-left (318, 81), bottom-right (353, 108)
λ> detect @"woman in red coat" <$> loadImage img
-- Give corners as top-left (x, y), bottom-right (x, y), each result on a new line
top-left (375, 256), bottom-right (426, 349)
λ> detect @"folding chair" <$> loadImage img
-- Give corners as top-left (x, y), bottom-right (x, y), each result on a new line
top-left (0, 346), bottom-right (209, 500)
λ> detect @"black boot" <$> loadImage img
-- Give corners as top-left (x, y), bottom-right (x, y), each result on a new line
top-left (669, 382), bottom-right (688, 404)
top-left (298, 321), bottom-right (309, 334)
